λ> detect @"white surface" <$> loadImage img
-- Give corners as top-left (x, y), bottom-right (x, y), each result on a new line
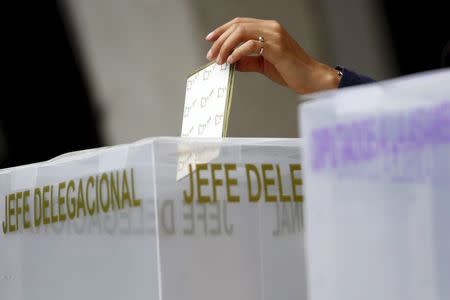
top-left (1, 137), bottom-right (306, 300)
top-left (181, 63), bottom-right (232, 138)
top-left (300, 69), bottom-right (450, 300)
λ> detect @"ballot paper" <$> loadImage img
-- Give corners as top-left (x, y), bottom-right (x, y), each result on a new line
top-left (181, 62), bottom-right (235, 138)
top-left (177, 63), bottom-right (235, 180)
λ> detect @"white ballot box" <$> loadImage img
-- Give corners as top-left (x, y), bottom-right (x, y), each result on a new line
top-left (0, 137), bottom-right (305, 300)
top-left (300, 69), bottom-right (450, 300)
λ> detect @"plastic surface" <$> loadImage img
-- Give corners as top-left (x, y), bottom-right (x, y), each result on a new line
top-left (300, 69), bottom-right (450, 300)
top-left (0, 137), bottom-right (305, 300)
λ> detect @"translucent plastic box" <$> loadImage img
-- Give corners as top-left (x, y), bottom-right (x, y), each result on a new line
top-left (0, 137), bottom-right (305, 300)
top-left (300, 69), bottom-right (450, 300)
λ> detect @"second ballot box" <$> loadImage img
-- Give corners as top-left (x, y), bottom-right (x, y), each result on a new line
top-left (300, 69), bottom-right (450, 300)
top-left (0, 137), bottom-right (305, 300)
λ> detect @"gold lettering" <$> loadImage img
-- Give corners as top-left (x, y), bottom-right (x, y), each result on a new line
top-left (86, 176), bottom-right (96, 215)
top-left (2, 195), bottom-right (7, 234)
top-left (42, 186), bottom-right (50, 225)
top-left (58, 182), bottom-right (66, 222)
top-left (23, 190), bottom-right (31, 229)
top-left (131, 168), bottom-right (141, 207)
top-left (76, 179), bottom-right (87, 217)
top-left (210, 164), bottom-right (223, 202)
top-left (183, 164), bottom-right (194, 204)
top-left (276, 165), bottom-right (291, 202)
top-left (290, 164), bottom-right (303, 202)
top-left (8, 193), bottom-right (16, 232)
top-left (66, 180), bottom-right (76, 219)
top-left (245, 164), bottom-right (261, 202)
top-left (110, 171), bottom-right (121, 210)
top-left (34, 188), bottom-right (42, 227)
top-left (224, 164), bottom-right (239, 202)
top-left (99, 173), bottom-right (110, 213)
top-left (50, 185), bottom-right (58, 224)
top-left (15, 192), bottom-right (22, 231)
top-left (196, 164), bottom-right (210, 203)
top-left (262, 164), bottom-right (277, 202)
top-left (96, 175), bottom-right (100, 213)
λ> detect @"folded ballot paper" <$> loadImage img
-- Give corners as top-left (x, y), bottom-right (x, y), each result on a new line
top-left (300, 69), bottom-right (450, 300)
top-left (0, 137), bottom-right (306, 300)
top-left (181, 62), bottom-right (235, 138)
top-left (178, 63), bottom-right (235, 179)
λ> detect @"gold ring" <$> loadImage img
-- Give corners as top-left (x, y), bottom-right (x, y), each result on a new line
top-left (258, 36), bottom-right (265, 55)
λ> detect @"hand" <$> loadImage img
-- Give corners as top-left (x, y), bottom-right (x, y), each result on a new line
top-left (205, 17), bottom-right (340, 94)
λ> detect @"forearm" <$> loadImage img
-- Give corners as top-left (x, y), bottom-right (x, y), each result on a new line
top-left (305, 62), bottom-right (375, 93)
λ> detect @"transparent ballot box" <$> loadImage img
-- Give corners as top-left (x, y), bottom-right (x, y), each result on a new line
top-left (300, 69), bottom-right (450, 300)
top-left (0, 137), bottom-right (305, 300)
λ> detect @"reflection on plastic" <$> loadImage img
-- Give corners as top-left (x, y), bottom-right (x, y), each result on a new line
top-left (0, 137), bottom-right (306, 300)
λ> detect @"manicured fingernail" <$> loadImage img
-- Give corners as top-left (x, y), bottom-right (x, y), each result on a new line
top-left (205, 32), bottom-right (214, 40)
top-left (227, 55), bottom-right (234, 64)
top-left (206, 49), bottom-right (212, 60)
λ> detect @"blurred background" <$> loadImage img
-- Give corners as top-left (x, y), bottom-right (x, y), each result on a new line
top-left (1, 0), bottom-right (448, 168)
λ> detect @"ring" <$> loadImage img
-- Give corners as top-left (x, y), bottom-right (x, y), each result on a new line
top-left (257, 36), bottom-right (265, 55)
top-left (258, 46), bottom-right (264, 56)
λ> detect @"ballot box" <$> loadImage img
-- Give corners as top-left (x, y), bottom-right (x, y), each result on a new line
top-left (299, 69), bottom-right (450, 300)
top-left (0, 137), bottom-right (305, 300)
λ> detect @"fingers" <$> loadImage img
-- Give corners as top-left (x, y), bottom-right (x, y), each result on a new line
top-left (207, 23), bottom-right (267, 64)
top-left (206, 18), bottom-right (287, 66)
top-left (205, 17), bottom-right (260, 41)
top-left (217, 24), bottom-right (261, 64)
top-left (226, 40), bottom-right (261, 64)
top-left (206, 24), bottom-right (236, 61)
top-left (205, 18), bottom-right (316, 92)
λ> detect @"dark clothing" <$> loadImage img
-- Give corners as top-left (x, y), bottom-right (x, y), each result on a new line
top-left (338, 67), bottom-right (375, 88)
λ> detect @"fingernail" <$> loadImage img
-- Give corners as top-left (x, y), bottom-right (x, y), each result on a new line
top-left (205, 32), bottom-right (214, 40)
top-left (227, 55), bottom-right (234, 64)
top-left (216, 55), bottom-right (222, 64)
top-left (206, 49), bottom-right (212, 60)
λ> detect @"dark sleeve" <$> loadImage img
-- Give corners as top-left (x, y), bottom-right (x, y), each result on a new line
top-left (337, 66), bottom-right (375, 88)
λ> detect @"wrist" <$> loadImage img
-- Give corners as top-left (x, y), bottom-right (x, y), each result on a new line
top-left (308, 62), bottom-right (341, 93)
top-left (286, 56), bottom-right (342, 94)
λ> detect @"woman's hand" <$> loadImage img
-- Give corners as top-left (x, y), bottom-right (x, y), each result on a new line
top-left (205, 17), bottom-right (340, 94)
